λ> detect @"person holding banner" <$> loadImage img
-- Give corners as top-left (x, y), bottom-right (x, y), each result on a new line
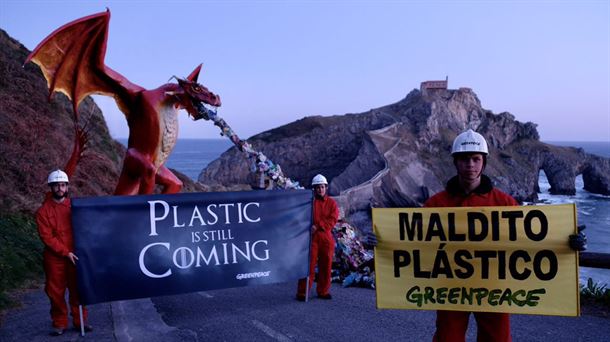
top-left (36, 131), bottom-right (92, 336)
top-left (422, 129), bottom-right (517, 341)
top-left (297, 174), bottom-right (339, 301)
top-left (423, 129), bottom-right (587, 342)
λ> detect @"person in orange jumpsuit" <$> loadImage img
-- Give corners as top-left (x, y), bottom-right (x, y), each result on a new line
top-left (36, 169), bottom-right (92, 336)
top-left (36, 128), bottom-right (91, 336)
top-left (424, 129), bottom-right (517, 342)
top-left (365, 129), bottom-right (587, 341)
top-left (424, 129), bottom-right (587, 342)
top-left (296, 174), bottom-right (339, 301)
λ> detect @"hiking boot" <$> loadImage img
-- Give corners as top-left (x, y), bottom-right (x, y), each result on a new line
top-left (49, 327), bottom-right (65, 336)
top-left (295, 294), bottom-right (306, 302)
top-left (318, 294), bottom-right (332, 300)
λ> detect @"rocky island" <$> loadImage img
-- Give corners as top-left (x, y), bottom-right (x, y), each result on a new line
top-left (200, 81), bottom-right (610, 229)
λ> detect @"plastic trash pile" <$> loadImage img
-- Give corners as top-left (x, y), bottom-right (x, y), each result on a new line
top-left (197, 104), bottom-right (375, 287)
top-left (196, 104), bottom-right (302, 189)
top-left (331, 220), bottom-right (375, 289)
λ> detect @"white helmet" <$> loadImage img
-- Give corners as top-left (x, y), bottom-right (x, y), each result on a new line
top-left (47, 169), bottom-right (69, 184)
top-left (311, 174), bottom-right (328, 186)
top-left (451, 129), bottom-right (489, 155)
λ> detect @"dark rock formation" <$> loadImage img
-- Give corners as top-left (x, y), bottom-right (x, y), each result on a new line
top-left (582, 156), bottom-right (610, 196)
top-left (0, 29), bottom-right (202, 214)
top-left (200, 112), bottom-right (399, 189)
top-left (200, 87), bottom-right (610, 228)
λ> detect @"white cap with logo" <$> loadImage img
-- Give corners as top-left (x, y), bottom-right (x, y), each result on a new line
top-left (311, 174), bottom-right (328, 186)
top-left (47, 169), bottom-right (69, 184)
top-left (451, 129), bottom-right (489, 155)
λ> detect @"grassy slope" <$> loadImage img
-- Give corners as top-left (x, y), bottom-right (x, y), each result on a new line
top-left (0, 214), bottom-right (43, 309)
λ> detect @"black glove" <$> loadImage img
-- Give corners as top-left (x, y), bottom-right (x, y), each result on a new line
top-left (365, 231), bottom-right (378, 247)
top-left (569, 225), bottom-right (587, 252)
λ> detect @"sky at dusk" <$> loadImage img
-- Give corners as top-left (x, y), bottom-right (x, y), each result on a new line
top-left (2, 0), bottom-right (609, 142)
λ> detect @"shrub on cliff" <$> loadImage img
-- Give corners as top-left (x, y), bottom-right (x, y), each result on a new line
top-left (581, 278), bottom-right (610, 307)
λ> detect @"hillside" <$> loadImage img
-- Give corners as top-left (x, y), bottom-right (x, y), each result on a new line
top-left (0, 29), bottom-right (205, 214)
top-left (0, 28), bottom-right (202, 307)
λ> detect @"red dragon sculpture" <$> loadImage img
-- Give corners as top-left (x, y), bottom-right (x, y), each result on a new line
top-left (25, 9), bottom-right (221, 195)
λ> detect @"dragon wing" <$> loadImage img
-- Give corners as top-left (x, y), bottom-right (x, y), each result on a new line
top-left (25, 9), bottom-right (143, 119)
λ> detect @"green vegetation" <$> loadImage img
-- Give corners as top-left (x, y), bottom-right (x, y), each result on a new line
top-left (0, 214), bottom-right (43, 310)
top-left (580, 278), bottom-right (610, 307)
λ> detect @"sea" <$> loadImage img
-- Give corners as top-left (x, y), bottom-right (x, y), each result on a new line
top-left (120, 139), bottom-right (610, 287)
top-left (118, 138), bottom-right (233, 181)
top-left (538, 141), bottom-right (610, 288)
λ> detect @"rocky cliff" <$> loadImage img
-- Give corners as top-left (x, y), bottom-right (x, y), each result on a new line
top-left (0, 29), bottom-right (202, 214)
top-left (200, 87), bottom-right (610, 228)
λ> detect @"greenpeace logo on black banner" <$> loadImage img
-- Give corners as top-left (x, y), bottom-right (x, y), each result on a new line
top-left (71, 189), bottom-right (313, 305)
top-left (236, 271), bottom-right (271, 280)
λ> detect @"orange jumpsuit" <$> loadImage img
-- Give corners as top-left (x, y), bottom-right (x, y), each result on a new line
top-left (297, 195), bottom-right (339, 297)
top-left (425, 175), bottom-right (517, 342)
top-left (36, 196), bottom-right (87, 329)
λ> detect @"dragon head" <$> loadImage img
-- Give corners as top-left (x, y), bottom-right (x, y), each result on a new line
top-left (176, 64), bottom-right (222, 120)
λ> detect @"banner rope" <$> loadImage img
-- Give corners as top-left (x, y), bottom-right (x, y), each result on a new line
top-left (196, 104), bottom-right (303, 190)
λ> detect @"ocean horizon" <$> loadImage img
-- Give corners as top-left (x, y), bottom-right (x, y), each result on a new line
top-left (117, 138), bottom-right (233, 181)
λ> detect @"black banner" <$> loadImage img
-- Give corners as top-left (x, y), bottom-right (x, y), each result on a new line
top-left (72, 190), bottom-right (312, 305)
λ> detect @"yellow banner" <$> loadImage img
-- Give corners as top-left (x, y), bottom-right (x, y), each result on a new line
top-left (373, 204), bottom-right (579, 316)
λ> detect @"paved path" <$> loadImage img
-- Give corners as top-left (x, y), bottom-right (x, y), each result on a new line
top-left (1, 283), bottom-right (608, 341)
